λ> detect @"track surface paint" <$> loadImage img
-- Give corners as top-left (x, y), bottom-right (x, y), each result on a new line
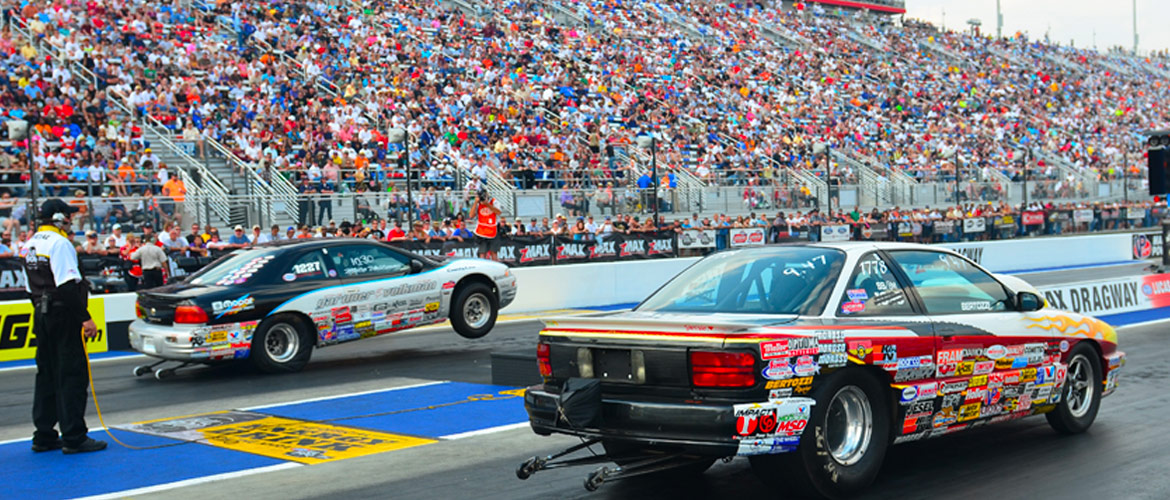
top-left (0, 430), bottom-right (283, 500)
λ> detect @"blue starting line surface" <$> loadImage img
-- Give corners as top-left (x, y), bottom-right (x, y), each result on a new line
top-left (2, 381), bottom-right (529, 500)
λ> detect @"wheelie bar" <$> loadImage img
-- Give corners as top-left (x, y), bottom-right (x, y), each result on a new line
top-left (581, 453), bottom-right (700, 492)
top-left (132, 360), bottom-right (196, 380)
top-left (516, 439), bottom-right (708, 492)
top-left (516, 438), bottom-right (608, 479)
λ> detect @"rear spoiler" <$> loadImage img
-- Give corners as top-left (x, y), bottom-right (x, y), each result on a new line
top-left (540, 314), bottom-right (799, 335)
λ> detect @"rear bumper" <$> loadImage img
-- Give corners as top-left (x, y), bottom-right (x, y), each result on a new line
top-left (128, 320), bottom-right (248, 362)
top-left (524, 385), bottom-right (741, 457)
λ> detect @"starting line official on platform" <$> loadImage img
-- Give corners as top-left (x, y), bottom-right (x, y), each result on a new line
top-left (23, 199), bottom-right (107, 454)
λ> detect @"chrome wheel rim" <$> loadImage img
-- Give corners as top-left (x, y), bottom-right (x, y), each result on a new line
top-left (1066, 354), bottom-right (1095, 418)
top-left (266, 324), bottom-right (299, 363)
top-left (825, 386), bottom-right (873, 466)
top-left (463, 293), bottom-right (490, 329)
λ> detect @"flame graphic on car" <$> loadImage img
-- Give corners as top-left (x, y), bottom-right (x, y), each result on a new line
top-left (1025, 315), bottom-right (1117, 344)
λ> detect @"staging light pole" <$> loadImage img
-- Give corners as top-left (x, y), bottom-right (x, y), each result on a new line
top-left (7, 118), bottom-right (37, 229)
top-left (996, 0), bottom-right (1003, 39)
top-left (1132, 0), bottom-right (1139, 54)
top-left (812, 142), bottom-right (831, 215)
top-left (636, 134), bottom-right (658, 228)
top-left (1123, 150), bottom-right (1129, 204)
top-left (1023, 146), bottom-right (1030, 206)
top-left (388, 128), bottom-right (413, 229)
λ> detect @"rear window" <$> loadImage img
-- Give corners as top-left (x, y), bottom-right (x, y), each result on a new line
top-left (187, 249), bottom-right (278, 286)
top-left (637, 247), bottom-right (845, 315)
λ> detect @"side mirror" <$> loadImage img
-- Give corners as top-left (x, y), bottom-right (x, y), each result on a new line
top-left (1017, 291), bottom-right (1044, 312)
top-left (410, 259), bottom-right (424, 274)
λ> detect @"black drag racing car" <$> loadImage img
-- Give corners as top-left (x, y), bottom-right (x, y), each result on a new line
top-left (128, 239), bottom-right (517, 376)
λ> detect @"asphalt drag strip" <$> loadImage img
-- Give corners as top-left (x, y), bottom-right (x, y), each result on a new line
top-left (0, 266), bottom-right (1164, 499)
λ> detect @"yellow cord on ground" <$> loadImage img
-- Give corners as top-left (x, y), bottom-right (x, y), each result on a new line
top-left (84, 348), bottom-right (179, 450)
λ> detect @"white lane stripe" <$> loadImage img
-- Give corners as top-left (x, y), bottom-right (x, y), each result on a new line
top-left (240, 380), bottom-right (448, 410)
top-left (0, 354), bottom-right (148, 374)
top-left (74, 462), bottom-right (302, 500)
top-left (1116, 316), bottom-right (1170, 329)
top-left (440, 422), bottom-right (530, 440)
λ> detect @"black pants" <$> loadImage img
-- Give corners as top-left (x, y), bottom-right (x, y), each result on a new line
top-left (32, 306), bottom-right (90, 447)
top-left (142, 268), bottom-right (164, 289)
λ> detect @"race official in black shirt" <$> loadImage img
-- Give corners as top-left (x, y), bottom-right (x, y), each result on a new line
top-left (23, 199), bottom-right (106, 454)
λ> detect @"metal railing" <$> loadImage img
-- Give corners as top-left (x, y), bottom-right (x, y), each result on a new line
top-left (7, 15), bottom-right (231, 227)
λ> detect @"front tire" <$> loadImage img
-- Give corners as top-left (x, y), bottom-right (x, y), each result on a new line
top-left (750, 368), bottom-right (890, 499)
top-left (450, 282), bottom-right (497, 339)
top-left (251, 315), bottom-right (314, 373)
top-left (1046, 343), bottom-right (1102, 434)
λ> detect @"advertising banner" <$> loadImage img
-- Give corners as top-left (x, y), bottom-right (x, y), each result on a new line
top-left (396, 239), bottom-right (480, 260)
top-left (1072, 209), bottom-right (1094, 224)
top-left (495, 235), bottom-right (553, 267)
top-left (820, 225), bottom-right (852, 242)
top-left (0, 259), bottom-right (27, 302)
top-left (729, 227), bottom-right (767, 247)
top-left (932, 220), bottom-right (956, 237)
top-left (678, 229), bottom-right (717, 249)
top-left (0, 297), bottom-right (109, 362)
top-left (1022, 211), bottom-right (1045, 226)
top-left (1132, 232), bottom-right (1164, 260)
top-left (1039, 273), bottom-right (1170, 316)
top-left (857, 223), bottom-right (888, 240)
top-left (963, 218), bottom-right (986, 233)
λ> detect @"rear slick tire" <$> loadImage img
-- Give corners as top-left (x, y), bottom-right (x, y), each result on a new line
top-left (750, 368), bottom-right (890, 500)
top-left (1046, 343), bottom-right (1102, 434)
top-left (251, 315), bottom-right (314, 374)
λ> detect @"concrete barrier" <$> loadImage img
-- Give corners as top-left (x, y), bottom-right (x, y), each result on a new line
top-left (503, 258), bottom-right (700, 313)
top-left (938, 233), bottom-right (1132, 273)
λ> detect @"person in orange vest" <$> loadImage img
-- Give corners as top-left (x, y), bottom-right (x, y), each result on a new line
top-left (161, 176), bottom-right (185, 217)
top-left (471, 189), bottom-right (501, 259)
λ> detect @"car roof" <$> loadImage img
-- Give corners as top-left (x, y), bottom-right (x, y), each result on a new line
top-left (724, 241), bottom-right (952, 253)
top-left (806, 241), bottom-right (949, 253)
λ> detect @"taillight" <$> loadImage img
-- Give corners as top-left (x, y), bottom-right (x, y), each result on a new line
top-left (690, 351), bottom-right (756, 388)
top-left (174, 305), bottom-right (209, 324)
top-left (537, 343), bottom-right (552, 377)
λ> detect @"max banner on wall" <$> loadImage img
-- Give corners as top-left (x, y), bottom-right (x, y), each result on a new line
top-left (1039, 273), bottom-right (1170, 317)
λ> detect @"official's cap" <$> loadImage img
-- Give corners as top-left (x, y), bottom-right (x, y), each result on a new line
top-left (39, 198), bottom-right (78, 221)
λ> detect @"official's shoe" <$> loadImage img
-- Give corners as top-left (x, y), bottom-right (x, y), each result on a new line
top-left (31, 439), bottom-right (64, 452)
top-left (62, 438), bottom-right (107, 454)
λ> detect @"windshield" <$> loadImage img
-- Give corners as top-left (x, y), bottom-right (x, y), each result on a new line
top-left (637, 247), bottom-right (845, 315)
top-left (187, 248), bottom-right (280, 286)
